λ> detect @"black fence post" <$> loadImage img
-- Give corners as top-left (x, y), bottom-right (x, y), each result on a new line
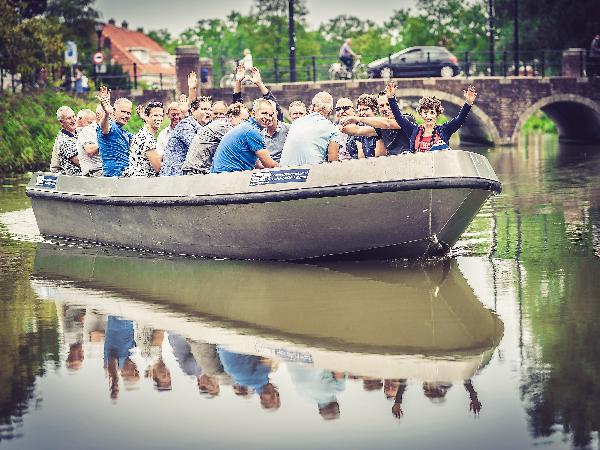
top-left (427, 51), bottom-right (431, 77)
top-left (540, 51), bottom-right (545, 78)
top-left (502, 51), bottom-right (508, 77)
top-left (273, 58), bottom-right (279, 84)
top-left (0, 68), bottom-right (3, 93)
top-left (388, 53), bottom-right (392, 66)
top-left (312, 56), bottom-right (317, 82)
top-left (465, 51), bottom-right (470, 78)
top-left (133, 62), bottom-right (138, 89)
top-left (160, 72), bottom-right (163, 89)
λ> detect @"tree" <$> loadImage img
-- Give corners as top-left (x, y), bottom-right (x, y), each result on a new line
top-left (0, 1), bottom-right (64, 87)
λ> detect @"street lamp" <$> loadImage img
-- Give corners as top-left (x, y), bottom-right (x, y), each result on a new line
top-left (488, 0), bottom-right (495, 76)
top-left (513, 0), bottom-right (519, 76)
top-left (94, 22), bottom-right (104, 89)
top-left (94, 22), bottom-right (104, 52)
top-left (288, 0), bottom-right (296, 82)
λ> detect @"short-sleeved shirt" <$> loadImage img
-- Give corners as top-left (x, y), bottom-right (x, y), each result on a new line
top-left (155, 125), bottom-right (173, 156)
top-left (124, 126), bottom-right (158, 177)
top-left (182, 118), bottom-right (233, 174)
top-left (97, 120), bottom-right (133, 177)
top-left (56, 129), bottom-right (81, 176)
top-left (211, 117), bottom-right (265, 173)
top-left (77, 122), bottom-right (102, 176)
top-left (160, 116), bottom-right (202, 177)
top-left (263, 121), bottom-right (290, 163)
top-left (280, 112), bottom-right (343, 166)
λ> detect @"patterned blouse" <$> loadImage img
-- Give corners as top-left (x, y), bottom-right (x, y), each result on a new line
top-left (56, 129), bottom-right (81, 176)
top-left (124, 126), bottom-right (158, 177)
top-left (159, 116), bottom-right (201, 176)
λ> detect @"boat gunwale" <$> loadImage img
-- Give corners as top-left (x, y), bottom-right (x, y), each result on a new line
top-left (27, 176), bottom-right (501, 206)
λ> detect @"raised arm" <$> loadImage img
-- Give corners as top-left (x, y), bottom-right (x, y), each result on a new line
top-left (441, 85), bottom-right (476, 136)
top-left (98, 86), bottom-right (113, 135)
top-left (232, 63), bottom-right (245, 104)
top-left (187, 72), bottom-right (198, 103)
top-left (250, 67), bottom-right (283, 121)
top-left (385, 81), bottom-right (418, 137)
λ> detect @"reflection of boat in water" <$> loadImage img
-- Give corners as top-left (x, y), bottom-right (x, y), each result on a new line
top-left (26, 151), bottom-right (500, 260)
top-left (32, 244), bottom-right (503, 381)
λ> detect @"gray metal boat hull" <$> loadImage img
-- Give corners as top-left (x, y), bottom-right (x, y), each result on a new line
top-left (26, 151), bottom-right (500, 260)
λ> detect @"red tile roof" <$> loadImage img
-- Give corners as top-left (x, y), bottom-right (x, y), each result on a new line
top-left (101, 24), bottom-right (175, 76)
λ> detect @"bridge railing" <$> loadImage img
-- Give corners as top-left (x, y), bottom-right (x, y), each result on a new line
top-left (217, 49), bottom-right (576, 85)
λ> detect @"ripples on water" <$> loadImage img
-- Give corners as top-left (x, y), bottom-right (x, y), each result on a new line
top-left (0, 138), bottom-right (599, 450)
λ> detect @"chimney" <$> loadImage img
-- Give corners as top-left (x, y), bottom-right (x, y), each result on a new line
top-left (136, 26), bottom-right (144, 33)
top-left (121, 20), bottom-right (128, 30)
top-left (108, 18), bottom-right (116, 25)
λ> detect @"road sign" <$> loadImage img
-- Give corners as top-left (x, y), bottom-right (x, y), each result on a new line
top-left (64, 41), bottom-right (77, 64)
top-left (93, 52), bottom-right (104, 65)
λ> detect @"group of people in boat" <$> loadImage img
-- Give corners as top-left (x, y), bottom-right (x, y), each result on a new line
top-left (50, 63), bottom-right (478, 178)
top-left (61, 306), bottom-right (483, 420)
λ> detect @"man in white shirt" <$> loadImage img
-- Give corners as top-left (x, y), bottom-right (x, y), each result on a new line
top-left (77, 105), bottom-right (104, 176)
top-left (156, 101), bottom-right (183, 156)
top-left (280, 92), bottom-right (342, 166)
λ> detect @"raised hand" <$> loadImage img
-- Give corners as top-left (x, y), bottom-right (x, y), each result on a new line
top-left (392, 403), bottom-right (403, 419)
top-left (235, 63), bottom-right (246, 82)
top-left (136, 104), bottom-right (148, 122)
top-left (187, 72), bottom-right (198, 90)
top-left (385, 81), bottom-right (397, 98)
top-left (97, 85), bottom-right (113, 114)
top-left (250, 67), bottom-right (262, 85)
top-left (469, 399), bottom-right (482, 414)
top-left (463, 85), bottom-right (477, 105)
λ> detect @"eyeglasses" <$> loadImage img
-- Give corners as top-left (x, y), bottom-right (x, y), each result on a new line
top-left (335, 105), bottom-right (353, 112)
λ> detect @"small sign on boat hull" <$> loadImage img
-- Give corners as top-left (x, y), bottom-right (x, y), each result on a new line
top-left (250, 168), bottom-right (310, 186)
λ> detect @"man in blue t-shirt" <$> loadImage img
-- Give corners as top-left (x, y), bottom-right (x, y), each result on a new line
top-left (97, 85), bottom-right (133, 176)
top-left (211, 98), bottom-right (279, 173)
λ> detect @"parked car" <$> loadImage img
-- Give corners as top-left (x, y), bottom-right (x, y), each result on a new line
top-left (367, 46), bottom-right (460, 78)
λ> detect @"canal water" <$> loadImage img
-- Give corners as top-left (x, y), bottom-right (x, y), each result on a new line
top-left (0, 136), bottom-right (598, 450)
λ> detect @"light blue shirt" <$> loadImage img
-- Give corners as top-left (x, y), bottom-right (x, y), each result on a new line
top-left (280, 112), bottom-right (343, 166)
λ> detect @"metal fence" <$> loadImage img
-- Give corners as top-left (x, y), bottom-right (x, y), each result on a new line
top-left (216, 49), bottom-right (579, 86)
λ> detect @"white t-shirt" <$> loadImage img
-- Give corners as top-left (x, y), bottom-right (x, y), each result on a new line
top-left (156, 126), bottom-right (173, 156)
top-left (76, 122), bottom-right (102, 175)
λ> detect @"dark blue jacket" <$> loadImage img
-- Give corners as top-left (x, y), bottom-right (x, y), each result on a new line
top-left (388, 97), bottom-right (472, 152)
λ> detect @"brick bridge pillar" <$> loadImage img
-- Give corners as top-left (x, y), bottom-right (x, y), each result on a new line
top-left (176, 46), bottom-right (199, 97)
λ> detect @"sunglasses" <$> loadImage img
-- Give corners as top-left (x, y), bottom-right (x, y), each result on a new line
top-left (335, 105), bottom-right (353, 112)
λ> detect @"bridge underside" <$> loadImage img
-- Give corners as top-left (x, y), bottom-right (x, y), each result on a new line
top-left (542, 101), bottom-right (600, 144)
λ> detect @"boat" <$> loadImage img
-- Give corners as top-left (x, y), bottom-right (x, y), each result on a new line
top-left (26, 150), bottom-right (501, 260)
top-left (32, 244), bottom-right (504, 380)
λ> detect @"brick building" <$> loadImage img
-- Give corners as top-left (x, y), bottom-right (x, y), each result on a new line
top-left (101, 19), bottom-right (176, 90)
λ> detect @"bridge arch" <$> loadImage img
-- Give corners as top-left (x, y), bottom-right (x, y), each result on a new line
top-left (512, 94), bottom-right (600, 144)
top-left (394, 88), bottom-right (501, 146)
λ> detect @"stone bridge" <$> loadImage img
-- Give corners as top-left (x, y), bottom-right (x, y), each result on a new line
top-left (199, 76), bottom-right (600, 146)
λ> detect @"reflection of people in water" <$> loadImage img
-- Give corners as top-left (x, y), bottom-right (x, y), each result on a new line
top-left (57, 305), bottom-right (86, 371)
top-left (104, 316), bottom-right (139, 399)
top-left (218, 348), bottom-right (280, 410)
top-left (288, 364), bottom-right (346, 420)
top-left (169, 334), bottom-right (231, 397)
top-left (362, 378), bottom-right (383, 392)
top-left (66, 342), bottom-right (84, 370)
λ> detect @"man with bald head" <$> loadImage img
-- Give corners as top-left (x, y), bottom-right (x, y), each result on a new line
top-left (97, 86), bottom-right (133, 176)
top-left (54, 106), bottom-right (81, 175)
top-left (77, 106), bottom-right (104, 176)
top-left (280, 91), bottom-right (342, 166)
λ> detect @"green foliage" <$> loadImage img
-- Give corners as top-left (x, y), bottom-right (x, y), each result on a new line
top-left (522, 111), bottom-right (557, 134)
